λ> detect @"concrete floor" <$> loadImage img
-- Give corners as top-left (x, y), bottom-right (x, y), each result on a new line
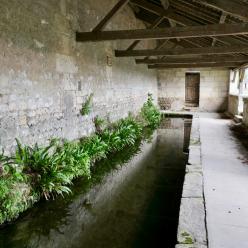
top-left (200, 113), bottom-right (248, 248)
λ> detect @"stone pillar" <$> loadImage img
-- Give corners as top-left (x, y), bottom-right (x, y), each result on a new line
top-left (228, 95), bottom-right (239, 116)
top-left (238, 69), bottom-right (245, 114)
top-left (243, 97), bottom-right (248, 126)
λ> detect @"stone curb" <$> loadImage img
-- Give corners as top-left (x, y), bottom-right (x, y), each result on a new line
top-left (177, 114), bottom-right (208, 248)
top-left (176, 244), bottom-right (207, 248)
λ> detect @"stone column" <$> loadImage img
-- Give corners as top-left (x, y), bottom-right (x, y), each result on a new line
top-left (243, 97), bottom-right (248, 126)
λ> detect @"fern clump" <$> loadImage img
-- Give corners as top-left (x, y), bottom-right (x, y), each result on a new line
top-left (93, 116), bottom-right (106, 134)
top-left (141, 93), bottom-right (161, 128)
top-left (0, 93), bottom-right (161, 224)
top-left (80, 93), bottom-right (93, 116)
top-left (0, 151), bottom-right (33, 224)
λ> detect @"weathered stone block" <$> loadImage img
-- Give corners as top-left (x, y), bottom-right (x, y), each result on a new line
top-left (188, 146), bottom-right (201, 165)
top-left (177, 198), bottom-right (207, 246)
top-left (182, 172), bottom-right (203, 198)
top-left (19, 115), bottom-right (27, 126)
top-left (176, 244), bottom-right (207, 248)
top-left (186, 164), bottom-right (202, 173)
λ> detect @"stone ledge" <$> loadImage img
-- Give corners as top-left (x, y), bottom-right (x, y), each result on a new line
top-left (186, 164), bottom-right (202, 173)
top-left (182, 172), bottom-right (203, 198)
top-left (176, 244), bottom-right (207, 248)
top-left (188, 146), bottom-right (201, 165)
top-left (177, 198), bottom-right (207, 245)
top-left (177, 114), bottom-right (208, 247)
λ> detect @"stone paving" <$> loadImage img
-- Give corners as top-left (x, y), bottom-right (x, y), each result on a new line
top-left (200, 113), bottom-right (248, 248)
top-left (154, 111), bottom-right (248, 247)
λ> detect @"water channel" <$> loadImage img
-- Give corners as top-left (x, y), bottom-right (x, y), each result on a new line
top-left (0, 117), bottom-right (192, 248)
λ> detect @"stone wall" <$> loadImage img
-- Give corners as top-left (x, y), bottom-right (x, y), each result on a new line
top-left (158, 68), bottom-right (230, 112)
top-left (243, 98), bottom-right (248, 126)
top-left (228, 95), bottom-right (239, 116)
top-left (0, 0), bottom-right (157, 153)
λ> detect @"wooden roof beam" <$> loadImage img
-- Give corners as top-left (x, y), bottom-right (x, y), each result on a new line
top-left (115, 45), bottom-right (248, 57)
top-left (172, 1), bottom-right (218, 24)
top-left (143, 39), bottom-right (170, 60)
top-left (234, 63), bottom-right (248, 71)
top-left (76, 23), bottom-right (248, 42)
top-left (193, 0), bottom-right (248, 22)
top-left (131, 0), bottom-right (245, 46)
top-left (92, 0), bottom-right (129, 31)
top-left (148, 62), bottom-right (242, 69)
top-left (131, 0), bottom-right (172, 17)
top-left (212, 12), bottom-right (227, 46)
top-left (126, 15), bottom-right (164, 50)
top-left (134, 12), bottom-right (210, 47)
top-left (136, 56), bottom-right (248, 65)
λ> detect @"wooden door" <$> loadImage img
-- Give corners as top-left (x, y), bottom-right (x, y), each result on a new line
top-left (185, 73), bottom-right (200, 107)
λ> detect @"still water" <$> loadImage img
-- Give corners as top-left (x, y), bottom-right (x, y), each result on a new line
top-left (0, 117), bottom-right (191, 248)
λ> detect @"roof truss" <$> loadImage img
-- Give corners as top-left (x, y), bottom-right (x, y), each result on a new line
top-left (75, 0), bottom-right (248, 69)
top-left (136, 55), bottom-right (248, 64)
top-left (115, 45), bottom-right (248, 57)
top-left (148, 62), bottom-right (242, 69)
top-left (194, 0), bottom-right (248, 21)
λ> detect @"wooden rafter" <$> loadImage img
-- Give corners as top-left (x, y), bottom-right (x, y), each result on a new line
top-left (126, 15), bottom-right (164, 50)
top-left (135, 55), bottom-right (248, 64)
top-left (143, 39), bottom-right (170, 60)
top-left (161, 0), bottom-right (170, 10)
top-left (76, 23), bottom-right (248, 42)
top-left (148, 62), bottom-right (242, 69)
top-left (115, 45), bottom-right (248, 57)
top-left (76, 0), bottom-right (248, 71)
top-left (131, 0), bottom-right (246, 46)
top-left (194, 0), bottom-right (248, 21)
top-left (92, 0), bottom-right (129, 31)
top-left (131, 0), bottom-right (173, 17)
top-left (234, 62), bottom-right (248, 71)
top-left (212, 12), bottom-right (227, 46)
top-left (172, 1), bottom-right (218, 24)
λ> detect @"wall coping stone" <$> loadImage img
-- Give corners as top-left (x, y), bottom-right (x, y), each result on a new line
top-left (161, 111), bottom-right (208, 247)
top-left (176, 113), bottom-right (208, 247)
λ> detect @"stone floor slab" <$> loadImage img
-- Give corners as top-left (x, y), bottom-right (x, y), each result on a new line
top-left (200, 113), bottom-right (248, 248)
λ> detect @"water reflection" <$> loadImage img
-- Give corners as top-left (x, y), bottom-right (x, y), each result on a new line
top-left (0, 118), bottom-right (191, 248)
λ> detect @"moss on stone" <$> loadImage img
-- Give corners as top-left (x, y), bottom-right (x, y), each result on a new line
top-left (180, 231), bottom-right (194, 244)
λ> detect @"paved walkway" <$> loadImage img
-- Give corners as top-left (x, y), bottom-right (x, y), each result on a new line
top-left (200, 113), bottom-right (248, 248)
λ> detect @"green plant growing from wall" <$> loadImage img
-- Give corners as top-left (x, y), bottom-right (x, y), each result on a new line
top-left (80, 93), bottom-right (94, 116)
top-left (141, 93), bottom-right (161, 128)
top-left (93, 116), bottom-right (106, 134)
top-left (0, 93), bottom-right (161, 225)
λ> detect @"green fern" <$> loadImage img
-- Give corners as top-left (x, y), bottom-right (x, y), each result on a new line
top-left (0, 93), bottom-right (162, 224)
top-left (140, 93), bottom-right (161, 128)
top-left (80, 93), bottom-right (93, 116)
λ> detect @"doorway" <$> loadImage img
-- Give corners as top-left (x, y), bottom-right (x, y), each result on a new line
top-left (185, 73), bottom-right (200, 107)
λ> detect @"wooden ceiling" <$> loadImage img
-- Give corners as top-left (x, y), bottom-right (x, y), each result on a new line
top-left (76, 0), bottom-right (248, 69)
